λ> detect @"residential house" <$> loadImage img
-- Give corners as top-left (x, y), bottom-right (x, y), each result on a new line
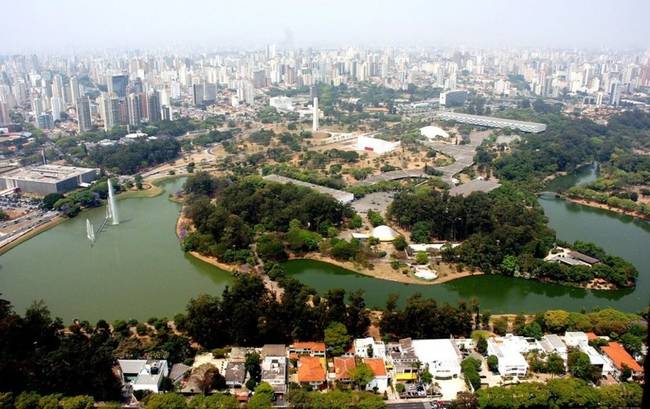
top-left (386, 338), bottom-right (419, 382)
top-left (333, 357), bottom-right (356, 383)
top-left (261, 344), bottom-right (288, 398)
top-left (564, 331), bottom-right (614, 377)
top-left (289, 342), bottom-right (326, 359)
top-left (354, 337), bottom-right (386, 359)
top-left (411, 339), bottom-right (462, 379)
top-left (297, 356), bottom-right (327, 389)
top-left (487, 337), bottom-right (528, 378)
top-left (224, 361), bottom-right (246, 388)
top-left (364, 358), bottom-right (389, 393)
top-left (117, 359), bottom-right (169, 394)
top-left (601, 342), bottom-right (643, 379)
top-left (539, 334), bottom-right (568, 361)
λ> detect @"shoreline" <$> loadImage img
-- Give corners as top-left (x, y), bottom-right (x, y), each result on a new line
top-left (0, 215), bottom-right (66, 256)
top-left (175, 205), bottom-right (484, 286)
top-left (563, 195), bottom-right (650, 222)
top-left (289, 252), bottom-right (484, 286)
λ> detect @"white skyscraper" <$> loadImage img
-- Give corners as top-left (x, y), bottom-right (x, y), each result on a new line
top-left (312, 97), bottom-right (319, 131)
top-left (50, 96), bottom-right (63, 121)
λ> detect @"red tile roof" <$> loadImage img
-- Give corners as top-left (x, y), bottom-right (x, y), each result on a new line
top-left (601, 342), bottom-right (642, 373)
top-left (363, 358), bottom-right (387, 377)
top-left (291, 341), bottom-right (326, 352)
top-left (334, 357), bottom-right (356, 380)
top-left (297, 356), bottom-right (326, 383)
top-left (586, 332), bottom-right (598, 341)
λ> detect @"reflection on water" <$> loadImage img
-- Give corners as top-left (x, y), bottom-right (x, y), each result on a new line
top-left (285, 164), bottom-right (650, 313)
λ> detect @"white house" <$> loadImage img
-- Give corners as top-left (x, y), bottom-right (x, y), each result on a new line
top-left (487, 337), bottom-right (528, 378)
top-left (411, 339), bottom-right (462, 379)
top-left (539, 334), bottom-right (568, 360)
top-left (354, 337), bottom-right (387, 359)
top-left (118, 359), bottom-right (169, 393)
top-left (420, 126), bottom-right (450, 140)
top-left (364, 358), bottom-right (389, 393)
top-left (355, 136), bottom-right (400, 154)
top-left (564, 332), bottom-right (615, 377)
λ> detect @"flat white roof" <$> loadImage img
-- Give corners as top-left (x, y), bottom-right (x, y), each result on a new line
top-left (412, 339), bottom-right (461, 367)
top-left (2, 164), bottom-right (97, 183)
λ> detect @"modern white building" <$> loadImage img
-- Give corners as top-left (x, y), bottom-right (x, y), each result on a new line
top-left (420, 125), bottom-right (450, 140)
top-left (437, 112), bottom-right (547, 133)
top-left (487, 336), bottom-right (529, 378)
top-left (269, 96), bottom-right (294, 112)
top-left (539, 334), bottom-right (568, 360)
top-left (118, 360), bottom-right (169, 393)
top-left (411, 339), bottom-right (462, 379)
top-left (355, 135), bottom-right (401, 154)
top-left (354, 337), bottom-right (387, 359)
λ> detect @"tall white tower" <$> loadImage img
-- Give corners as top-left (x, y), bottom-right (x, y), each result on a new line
top-left (312, 97), bottom-right (319, 132)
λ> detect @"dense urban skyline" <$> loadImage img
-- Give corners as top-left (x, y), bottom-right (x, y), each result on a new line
top-left (2, 0), bottom-right (650, 53)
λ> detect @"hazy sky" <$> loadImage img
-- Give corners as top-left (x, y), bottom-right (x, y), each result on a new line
top-left (1, 0), bottom-right (649, 53)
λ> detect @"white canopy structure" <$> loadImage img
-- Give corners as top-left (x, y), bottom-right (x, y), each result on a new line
top-left (371, 225), bottom-right (398, 241)
top-left (420, 126), bottom-right (450, 140)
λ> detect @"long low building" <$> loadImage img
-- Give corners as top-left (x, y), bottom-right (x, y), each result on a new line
top-left (0, 164), bottom-right (99, 194)
top-left (438, 112), bottom-right (547, 133)
top-left (263, 174), bottom-right (354, 204)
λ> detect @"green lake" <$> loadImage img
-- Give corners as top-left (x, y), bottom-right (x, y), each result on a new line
top-left (1, 168), bottom-right (649, 322)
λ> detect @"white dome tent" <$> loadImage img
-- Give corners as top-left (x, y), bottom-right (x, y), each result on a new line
top-left (371, 225), bottom-right (398, 241)
top-left (420, 126), bottom-right (450, 140)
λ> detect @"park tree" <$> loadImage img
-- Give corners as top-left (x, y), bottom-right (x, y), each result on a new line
top-left (476, 336), bottom-right (488, 355)
top-left (245, 352), bottom-right (262, 389)
top-left (567, 351), bottom-right (596, 382)
top-left (248, 382), bottom-right (274, 409)
top-left (144, 393), bottom-right (187, 409)
top-left (546, 353), bottom-right (566, 376)
top-left (350, 362), bottom-right (374, 389)
top-left (324, 322), bottom-right (351, 356)
top-left (487, 355), bottom-right (498, 373)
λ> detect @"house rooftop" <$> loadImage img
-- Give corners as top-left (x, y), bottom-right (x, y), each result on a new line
top-left (334, 357), bottom-right (356, 380)
top-left (290, 341), bottom-right (326, 352)
top-left (601, 342), bottom-right (642, 372)
top-left (261, 344), bottom-right (287, 358)
top-left (297, 356), bottom-right (326, 383)
top-left (224, 362), bottom-right (246, 383)
top-left (363, 358), bottom-right (387, 377)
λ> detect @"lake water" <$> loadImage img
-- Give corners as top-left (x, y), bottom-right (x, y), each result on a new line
top-left (1, 169), bottom-right (648, 321)
top-left (0, 178), bottom-right (232, 322)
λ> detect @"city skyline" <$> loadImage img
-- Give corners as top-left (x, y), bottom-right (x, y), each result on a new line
top-left (2, 0), bottom-right (650, 54)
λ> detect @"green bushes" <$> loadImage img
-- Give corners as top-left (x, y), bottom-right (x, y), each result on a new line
top-left (461, 357), bottom-right (482, 390)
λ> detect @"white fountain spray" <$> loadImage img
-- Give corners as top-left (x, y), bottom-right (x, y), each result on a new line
top-left (107, 178), bottom-right (119, 225)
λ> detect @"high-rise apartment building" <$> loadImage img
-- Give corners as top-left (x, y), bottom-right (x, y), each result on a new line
top-left (108, 75), bottom-right (129, 98)
top-left (77, 96), bottom-right (92, 132)
top-left (147, 91), bottom-right (161, 123)
top-left (126, 93), bottom-right (142, 126)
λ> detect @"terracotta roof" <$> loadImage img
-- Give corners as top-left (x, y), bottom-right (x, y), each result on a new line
top-left (334, 357), bottom-right (356, 380)
top-left (363, 358), bottom-right (387, 377)
top-left (291, 341), bottom-right (326, 352)
top-left (601, 342), bottom-right (642, 372)
top-left (586, 332), bottom-right (598, 341)
top-left (297, 356), bottom-right (326, 383)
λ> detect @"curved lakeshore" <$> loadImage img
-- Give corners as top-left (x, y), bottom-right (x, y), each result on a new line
top-left (563, 195), bottom-right (650, 222)
top-left (1, 172), bottom-right (649, 321)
